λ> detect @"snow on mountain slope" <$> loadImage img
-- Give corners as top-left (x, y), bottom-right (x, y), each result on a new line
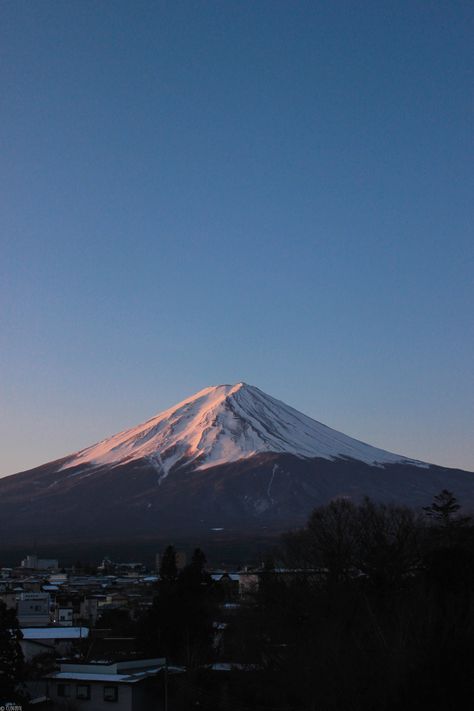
top-left (61, 383), bottom-right (426, 477)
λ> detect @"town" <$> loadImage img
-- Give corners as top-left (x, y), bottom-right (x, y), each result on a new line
top-left (2, 492), bottom-right (474, 710)
top-left (1, 547), bottom-right (267, 710)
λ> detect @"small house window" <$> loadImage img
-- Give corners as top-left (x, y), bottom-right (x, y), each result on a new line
top-left (104, 686), bottom-right (118, 702)
top-left (76, 684), bottom-right (91, 699)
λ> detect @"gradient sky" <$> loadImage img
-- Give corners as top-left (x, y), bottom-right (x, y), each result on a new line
top-left (1, 1), bottom-right (473, 476)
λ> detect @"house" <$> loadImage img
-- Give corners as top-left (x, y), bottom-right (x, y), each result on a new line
top-left (20, 626), bottom-right (89, 662)
top-left (17, 592), bottom-right (51, 627)
top-left (52, 590), bottom-right (85, 626)
top-left (55, 606), bottom-right (74, 626)
top-left (45, 658), bottom-right (168, 711)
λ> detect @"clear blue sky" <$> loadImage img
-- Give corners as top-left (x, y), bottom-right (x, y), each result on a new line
top-left (1, 1), bottom-right (473, 475)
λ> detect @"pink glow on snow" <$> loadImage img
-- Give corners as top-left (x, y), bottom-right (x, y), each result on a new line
top-left (60, 383), bottom-right (426, 480)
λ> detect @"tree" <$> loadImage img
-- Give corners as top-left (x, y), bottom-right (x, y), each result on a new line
top-left (0, 600), bottom-right (24, 703)
top-left (423, 490), bottom-right (468, 526)
top-left (159, 545), bottom-right (178, 583)
top-left (424, 490), bottom-right (471, 545)
top-left (190, 548), bottom-right (207, 575)
top-left (280, 528), bottom-right (314, 569)
top-left (306, 498), bottom-right (358, 583)
top-left (23, 650), bottom-right (56, 681)
top-left (175, 550), bottom-right (215, 667)
top-left (262, 554), bottom-right (275, 572)
top-left (141, 548), bottom-right (217, 668)
top-left (354, 498), bottom-right (422, 589)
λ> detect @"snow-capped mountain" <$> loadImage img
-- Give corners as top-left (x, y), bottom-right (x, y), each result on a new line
top-left (62, 382), bottom-right (425, 477)
top-left (0, 382), bottom-right (472, 554)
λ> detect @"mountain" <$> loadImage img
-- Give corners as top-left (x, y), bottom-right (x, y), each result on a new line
top-left (1, 382), bottom-right (473, 554)
top-left (59, 382), bottom-right (426, 476)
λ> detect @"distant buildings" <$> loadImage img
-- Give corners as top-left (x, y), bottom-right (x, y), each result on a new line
top-left (2, 550), bottom-right (278, 709)
top-left (21, 554), bottom-right (59, 570)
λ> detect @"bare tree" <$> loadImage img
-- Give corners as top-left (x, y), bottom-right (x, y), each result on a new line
top-left (306, 498), bottom-right (358, 583)
top-left (354, 498), bottom-right (422, 589)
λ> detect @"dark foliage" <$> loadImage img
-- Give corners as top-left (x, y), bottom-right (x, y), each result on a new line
top-left (159, 544), bottom-right (178, 583)
top-left (32, 491), bottom-right (473, 710)
top-left (191, 492), bottom-right (474, 711)
top-left (0, 601), bottom-right (24, 703)
top-left (423, 489), bottom-right (471, 547)
top-left (139, 547), bottom-right (218, 669)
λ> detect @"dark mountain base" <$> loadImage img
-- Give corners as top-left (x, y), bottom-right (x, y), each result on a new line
top-left (0, 452), bottom-right (473, 558)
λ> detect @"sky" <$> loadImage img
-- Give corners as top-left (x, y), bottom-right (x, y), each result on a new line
top-left (1, 1), bottom-right (473, 476)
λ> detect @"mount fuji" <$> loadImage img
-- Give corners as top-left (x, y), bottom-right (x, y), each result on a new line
top-left (1, 383), bottom-right (473, 551)
top-left (59, 382), bottom-right (426, 477)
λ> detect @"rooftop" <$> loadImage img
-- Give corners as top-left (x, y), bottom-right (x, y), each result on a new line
top-left (21, 627), bottom-right (89, 639)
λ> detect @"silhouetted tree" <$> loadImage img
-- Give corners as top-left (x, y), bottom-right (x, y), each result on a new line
top-left (262, 554), bottom-right (275, 571)
top-left (23, 650), bottom-right (56, 681)
top-left (159, 544), bottom-right (178, 583)
top-left (0, 601), bottom-right (24, 703)
top-left (307, 498), bottom-right (358, 583)
top-left (424, 489), bottom-right (470, 527)
top-left (280, 528), bottom-right (314, 569)
top-left (424, 490), bottom-right (471, 546)
top-left (158, 497), bottom-right (474, 710)
top-left (355, 498), bottom-right (422, 590)
top-left (140, 548), bottom-right (217, 669)
top-left (190, 548), bottom-right (207, 574)
top-left (175, 551), bottom-right (215, 667)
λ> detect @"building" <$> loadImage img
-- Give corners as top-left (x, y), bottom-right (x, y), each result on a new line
top-left (45, 658), bottom-right (167, 711)
top-left (55, 606), bottom-right (74, 626)
top-left (20, 626), bottom-right (89, 662)
top-left (21, 554), bottom-right (59, 570)
top-left (17, 592), bottom-right (51, 627)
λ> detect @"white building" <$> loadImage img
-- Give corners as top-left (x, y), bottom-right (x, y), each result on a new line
top-left (45, 658), bottom-right (167, 711)
top-left (17, 592), bottom-right (51, 627)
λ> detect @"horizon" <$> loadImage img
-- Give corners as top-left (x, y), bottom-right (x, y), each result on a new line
top-left (1, 1), bottom-right (473, 475)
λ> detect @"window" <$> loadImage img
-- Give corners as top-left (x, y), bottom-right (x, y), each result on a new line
top-left (76, 685), bottom-right (91, 700)
top-left (57, 684), bottom-right (71, 697)
top-left (104, 686), bottom-right (118, 702)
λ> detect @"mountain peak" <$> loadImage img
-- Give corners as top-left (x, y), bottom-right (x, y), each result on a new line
top-left (202, 381), bottom-right (250, 395)
top-left (60, 382), bottom-right (426, 479)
